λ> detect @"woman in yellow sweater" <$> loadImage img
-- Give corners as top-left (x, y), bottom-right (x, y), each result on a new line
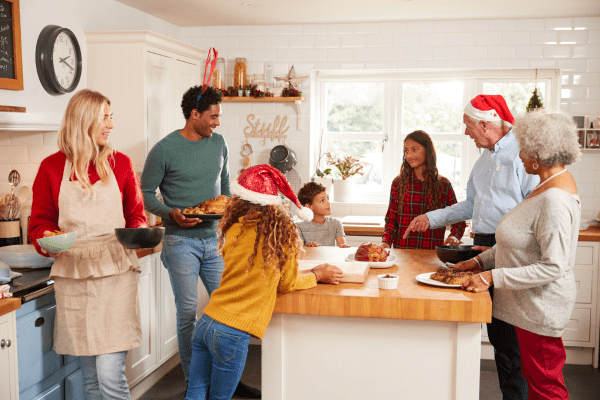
top-left (185, 164), bottom-right (343, 400)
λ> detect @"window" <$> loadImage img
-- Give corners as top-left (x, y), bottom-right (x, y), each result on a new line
top-left (311, 69), bottom-right (559, 203)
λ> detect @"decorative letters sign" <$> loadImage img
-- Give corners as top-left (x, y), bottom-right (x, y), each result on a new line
top-left (243, 114), bottom-right (290, 145)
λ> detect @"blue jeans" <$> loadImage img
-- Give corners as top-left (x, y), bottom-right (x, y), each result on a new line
top-left (79, 351), bottom-right (131, 400)
top-left (185, 314), bottom-right (251, 400)
top-left (161, 235), bottom-right (225, 382)
top-left (475, 235), bottom-right (528, 400)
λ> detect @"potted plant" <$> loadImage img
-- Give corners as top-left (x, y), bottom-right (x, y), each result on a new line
top-left (323, 152), bottom-right (365, 202)
top-left (312, 166), bottom-right (334, 195)
top-left (245, 84), bottom-right (252, 97)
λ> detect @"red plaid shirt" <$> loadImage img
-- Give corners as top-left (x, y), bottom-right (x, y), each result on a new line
top-left (382, 172), bottom-right (466, 249)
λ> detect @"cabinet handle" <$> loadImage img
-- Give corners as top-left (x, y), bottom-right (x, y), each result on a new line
top-left (35, 317), bottom-right (45, 327)
top-left (6, 339), bottom-right (10, 347)
top-left (1, 339), bottom-right (5, 348)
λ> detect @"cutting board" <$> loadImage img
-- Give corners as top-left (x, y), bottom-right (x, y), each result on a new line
top-left (298, 260), bottom-right (370, 283)
top-left (341, 215), bottom-right (384, 226)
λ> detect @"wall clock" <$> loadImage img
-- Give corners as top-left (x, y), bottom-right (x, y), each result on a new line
top-left (35, 25), bottom-right (82, 95)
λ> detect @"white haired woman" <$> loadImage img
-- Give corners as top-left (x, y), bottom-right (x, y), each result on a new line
top-left (457, 109), bottom-right (582, 400)
top-left (29, 89), bottom-right (147, 399)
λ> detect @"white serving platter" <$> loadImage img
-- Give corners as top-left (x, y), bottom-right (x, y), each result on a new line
top-left (345, 252), bottom-right (397, 268)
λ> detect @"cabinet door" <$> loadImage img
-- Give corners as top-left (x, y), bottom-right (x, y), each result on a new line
top-left (146, 51), bottom-right (173, 155)
top-left (158, 254), bottom-right (179, 363)
top-left (65, 369), bottom-right (84, 400)
top-left (31, 384), bottom-right (61, 400)
top-left (125, 255), bottom-right (157, 386)
top-left (17, 303), bottom-right (61, 394)
top-left (0, 312), bottom-right (18, 400)
top-left (172, 58), bottom-right (200, 132)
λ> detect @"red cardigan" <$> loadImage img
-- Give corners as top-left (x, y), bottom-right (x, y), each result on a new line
top-left (29, 151), bottom-right (146, 254)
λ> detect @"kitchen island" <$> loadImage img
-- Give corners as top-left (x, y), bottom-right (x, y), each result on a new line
top-left (263, 247), bottom-right (492, 400)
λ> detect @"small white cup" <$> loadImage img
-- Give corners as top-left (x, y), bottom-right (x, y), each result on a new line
top-left (579, 223), bottom-right (589, 231)
top-left (377, 274), bottom-right (399, 290)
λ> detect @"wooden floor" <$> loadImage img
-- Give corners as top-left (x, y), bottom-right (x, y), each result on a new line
top-left (140, 345), bottom-right (600, 400)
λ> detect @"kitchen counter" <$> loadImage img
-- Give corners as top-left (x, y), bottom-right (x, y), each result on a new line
top-left (343, 221), bottom-right (600, 242)
top-left (0, 297), bottom-right (21, 318)
top-left (262, 247), bottom-right (490, 400)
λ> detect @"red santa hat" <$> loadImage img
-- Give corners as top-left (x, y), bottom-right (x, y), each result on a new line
top-left (464, 94), bottom-right (514, 125)
top-left (231, 164), bottom-right (314, 221)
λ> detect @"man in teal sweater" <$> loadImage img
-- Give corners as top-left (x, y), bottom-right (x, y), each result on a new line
top-left (141, 85), bottom-right (259, 398)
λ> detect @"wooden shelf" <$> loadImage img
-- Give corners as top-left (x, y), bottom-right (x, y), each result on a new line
top-left (221, 97), bottom-right (305, 102)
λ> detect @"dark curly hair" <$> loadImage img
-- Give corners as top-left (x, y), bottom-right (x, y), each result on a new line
top-left (181, 85), bottom-right (223, 120)
top-left (217, 197), bottom-right (301, 273)
top-left (397, 130), bottom-right (444, 212)
top-left (297, 181), bottom-right (326, 207)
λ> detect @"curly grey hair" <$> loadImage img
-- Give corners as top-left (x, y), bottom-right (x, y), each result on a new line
top-left (512, 109), bottom-right (581, 167)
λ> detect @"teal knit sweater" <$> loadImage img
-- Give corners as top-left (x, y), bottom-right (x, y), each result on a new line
top-left (141, 130), bottom-right (231, 238)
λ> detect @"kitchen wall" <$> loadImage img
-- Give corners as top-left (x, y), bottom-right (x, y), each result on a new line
top-left (1, 9), bottom-right (599, 221)
top-left (0, 0), bottom-right (181, 195)
top-left (180, 17), bottom-right (600, 221)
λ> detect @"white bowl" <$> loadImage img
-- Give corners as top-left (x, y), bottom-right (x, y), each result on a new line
top-left (37, 231), bottom-right (78, 254)
top-left (0, 244), bottom-right (54, 268)
top-left (345, 253), bottom-right (397, 268)
top-left (377, 274), bottom-right (399, 290)
top-left (579, 223), bottom-right (589, 231)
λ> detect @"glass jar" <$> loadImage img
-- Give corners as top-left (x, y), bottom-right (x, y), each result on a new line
top-left (253, 74), bottom-right (266, 92)
top-left (234, 58), bottom-right (247, 90)
top-left (212, 57), bottom-right (225, 90)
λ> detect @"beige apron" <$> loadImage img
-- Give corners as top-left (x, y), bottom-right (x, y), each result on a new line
top-left (52, 160), bottom-right (142, 356)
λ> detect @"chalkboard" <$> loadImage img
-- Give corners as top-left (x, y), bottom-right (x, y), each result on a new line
top-left (0, 0), bottom-right (23, 90)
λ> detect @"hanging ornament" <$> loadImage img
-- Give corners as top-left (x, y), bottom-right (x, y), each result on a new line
top-left (526, 69), bottom-right (544, 112)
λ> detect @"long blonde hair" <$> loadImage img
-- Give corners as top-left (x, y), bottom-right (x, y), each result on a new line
top-left (57, 89), bottom-right (114, 193)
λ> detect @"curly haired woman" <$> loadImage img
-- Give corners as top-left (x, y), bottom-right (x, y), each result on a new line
top-left (185, 165), bottom-right (343, 400)
top-left (381, 130), bottom-right (466, 249)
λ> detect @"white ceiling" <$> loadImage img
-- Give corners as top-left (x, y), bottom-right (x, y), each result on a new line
top-left (116, 0), bottom-right (600, 27)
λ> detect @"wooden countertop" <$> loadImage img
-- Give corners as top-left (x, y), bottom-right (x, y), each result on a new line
top-left (135, 243), bottom-right (162, 258)
top-left (273, 246), bottom-right (492, 324)
top-left (343, 222), bottom-right (600, 242)
top-left (0, 298), bottom-right (21, 318)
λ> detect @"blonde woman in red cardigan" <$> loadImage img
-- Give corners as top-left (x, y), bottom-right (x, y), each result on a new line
top-left (29, 89), bottom-right (146, 400)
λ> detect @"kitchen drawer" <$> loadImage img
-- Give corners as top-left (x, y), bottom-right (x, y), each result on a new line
top-left (575, 245), bottom-right (594, 266)
top-left (32, 384), bottom-right (60, 400)
top-left (17, 302), bottom-right (61, 393)
top-left (574, 269), bottom-right (593, 304)
top-left (65, 369), bottom-right (84, 400)
top-left (563, 308), bottom-right (591, 343)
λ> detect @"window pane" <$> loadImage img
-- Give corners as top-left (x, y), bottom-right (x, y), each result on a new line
top-left (483, 82), bottom-right (546, 115)
top-left (402, 82), bottom-right (464, 134)
top-left (323, 141), bottom-right (383, 192)
top-left (326, 83), bottom-right (384, 133)
top-left (434, 141), bottom-right (463, 198)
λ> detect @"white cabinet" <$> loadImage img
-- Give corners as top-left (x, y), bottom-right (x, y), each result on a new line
top-left (126, 254), bottom-right (158, 386)
top-left (0, 310), bottom-right (18, 400)
top-left (126, 251), bottom-right (181, 388)
top-left (86, 31), bottom-right (205, 171)
top-left (158, 257), bottom-right (178, 364)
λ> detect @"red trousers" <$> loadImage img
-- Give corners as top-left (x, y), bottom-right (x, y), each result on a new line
top-left (515, 326), bottom-right (569, 400)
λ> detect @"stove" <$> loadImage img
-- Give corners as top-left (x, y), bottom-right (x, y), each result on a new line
top-left (8, 267), bottom-right (54, 303)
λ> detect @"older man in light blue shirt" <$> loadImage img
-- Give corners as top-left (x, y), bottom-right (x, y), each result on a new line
top-left (404, 94), bottom-right (539, 400)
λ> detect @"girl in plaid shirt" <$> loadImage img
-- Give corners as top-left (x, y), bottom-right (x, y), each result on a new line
top-left (382, 130), bottom-right (466, 249)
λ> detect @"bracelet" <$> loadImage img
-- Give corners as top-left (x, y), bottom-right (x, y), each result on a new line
top-left (479, 273), bottom-right (490, 287)
top-left (473, 257), bottom-right (482, 269)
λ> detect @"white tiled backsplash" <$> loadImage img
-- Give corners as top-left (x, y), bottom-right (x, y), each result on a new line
top-left (1, 16), bottom-right (599, 221)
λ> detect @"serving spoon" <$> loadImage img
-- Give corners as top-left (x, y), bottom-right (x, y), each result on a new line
top-left (8, 170), bottom-right (20, 200)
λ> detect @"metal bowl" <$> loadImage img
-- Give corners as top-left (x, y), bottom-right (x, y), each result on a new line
top-left (269, 145), bottom-right (297, 173)
top-left (115, 227), bottom-right (165, 249)
top-left (435, 245), bottom-right (482, 264)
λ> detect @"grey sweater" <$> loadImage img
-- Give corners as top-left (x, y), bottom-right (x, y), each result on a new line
top-left (479, 188), bottom-right (581, 337)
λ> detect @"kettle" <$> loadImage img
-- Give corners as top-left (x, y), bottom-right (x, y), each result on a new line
top-left (269, 145), bottom-right (297, 173)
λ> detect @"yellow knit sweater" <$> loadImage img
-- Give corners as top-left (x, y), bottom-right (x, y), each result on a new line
top-left (203, 220), bottom-right (316, 339)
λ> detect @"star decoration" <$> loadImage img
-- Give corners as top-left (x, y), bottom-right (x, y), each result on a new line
top-left (274, 65), bottom-right (308, 90)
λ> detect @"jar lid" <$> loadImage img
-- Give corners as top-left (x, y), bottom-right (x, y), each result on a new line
top-left (217, 57), bottom-right (224, 61)
top-left (235, 58), bottom-right (247, 62)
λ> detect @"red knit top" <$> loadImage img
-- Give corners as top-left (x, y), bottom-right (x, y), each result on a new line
top-left (29, 151), bottom-right (146, 255)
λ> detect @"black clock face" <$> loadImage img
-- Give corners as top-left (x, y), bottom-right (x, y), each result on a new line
top-left (36, 25), bottom-right (82, 95)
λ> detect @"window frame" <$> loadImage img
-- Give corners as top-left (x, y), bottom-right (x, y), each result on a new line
top-left (310, 68), bottom-right (561, 204)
